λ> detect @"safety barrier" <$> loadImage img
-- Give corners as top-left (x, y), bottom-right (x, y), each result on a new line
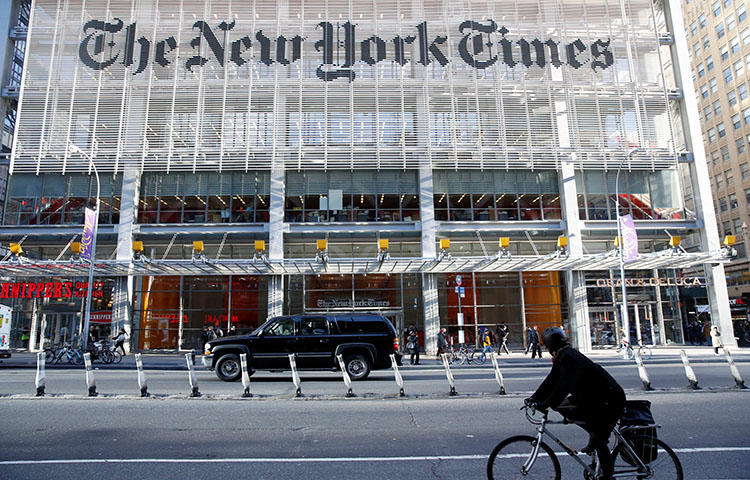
top-left (288, 354), bottom-right (302, 397)
top-left (185, 353), bottom-right (200, 397)
top-left (724, 350), bottom-right (748, 389)
top-left (633, 350), bottom-right (653, 391)
top-left (490, 353), bottom-right (506, 395)
top-left (389, 354), bottom-right (405, 397)
top-left (240, 353), bottom-right (252, 398)
top-left (83, 353), bottom-right (97, 397)
top-left (336, 354), bottom-right (355, 397)
top-left (135, 353), bottom-right (149, 397)
top-left (679, 350), bottom-right (700, 390)
top-left (440, 353), bottom-right (457, 396)
top-left (35, 352), bottom-right (45, 396)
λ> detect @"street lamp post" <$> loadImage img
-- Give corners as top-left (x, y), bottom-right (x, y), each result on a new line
top-left (70, 145), bottom-right (100, 352)
top-left (615, 147), bottom-right (640, 347)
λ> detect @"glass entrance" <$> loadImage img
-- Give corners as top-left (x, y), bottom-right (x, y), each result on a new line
top-left (627, 304), bottom-right (657, 346)
top-left (42, 312), bottom-right (79, 347)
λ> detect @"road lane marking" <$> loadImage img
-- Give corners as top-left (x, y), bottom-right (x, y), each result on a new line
top-left (1, 446), bottom-right (749, 465)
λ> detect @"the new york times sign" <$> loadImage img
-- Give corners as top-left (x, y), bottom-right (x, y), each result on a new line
top-left (79, 18), bottom-right (614, 81)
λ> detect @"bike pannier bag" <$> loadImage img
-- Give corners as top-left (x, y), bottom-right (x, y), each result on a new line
top-left (620, 400), bottom-right (658, 465)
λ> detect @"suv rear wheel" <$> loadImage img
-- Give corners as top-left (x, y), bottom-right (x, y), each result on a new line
top-left (344, 354), bottom-right (371, 380)
top-left (216, 353), bottom-right (242, 382)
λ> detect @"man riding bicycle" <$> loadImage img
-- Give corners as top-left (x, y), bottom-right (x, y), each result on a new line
top-left (525, 327), bottom-right (626, 480)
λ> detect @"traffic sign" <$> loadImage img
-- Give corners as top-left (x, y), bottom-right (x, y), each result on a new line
top-left (456, 275), bottom-right (462, 286)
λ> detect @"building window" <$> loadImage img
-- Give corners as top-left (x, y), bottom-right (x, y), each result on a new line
top-left (726, 0), bottom-right (733, 8)
top-left (704, 34), bottom-right (712, 48)
top-left (742, 163), bottom-right (750, 178)
top-left (745, 187), bottom-right (750, 203)
top-left (694, 41), bottom-right (702, 56)
top-left (698, 63), bottom-right (706, 78)
top-left (702, 84), bottom-right (710, 99)
top-left (709, 127), bottom-right (718, 143)
top-left (735, 59), bottom-right (745, 76)
top-left (733, 113), bottom-right (742, 129)
top-left (721, 44), bottom-right (730, 60)
top-left (730, 193), bottom-right (739, 208)
top-left (744, 107), bottom-right (750, 124)
top-left (723, 220), bottom-right (732, 233)
top-left (718, 122), bottom-right (727, 138)
top-left (724, 66), bottom-right (734, 83)
top-left (705, 105), bottom-right (713, 121)
top-left (739, 83), bottom-right (748, 99)
top-left (717, 173), bottom-right (725, 189)
top-left (722, 145), bottom-right (731, 161)
top-left (737, 137), bottom-right (746, 154)
top-left (700, 12), bottom-right (708, 27)
top-left (711, 150), bottom-right (721, 165)
top-left (729, 90), bottom-right (738, 105)
top-left (738, 4), bottom-right (747, 22)
top-left (745, 27), bottom-right (750, 44)
top-left (720, 197), bottom-right (729, 211)
top-left (731, 36), bottom-right (740, 52)
top-left (718, 22), bottom-right (726, 38)
top-left (707, 55), bottom-right (715, 71)
top-left (726, 169), bottom-right (735, 185)
top-left (728, 13), bottom-right (737, 31)
top-left (714, 99), bottom-right (723, 115)
top-left (285, 170), bottom-right (420, 223)
top-left (710, 77), bottom-right (719, 92)
top-left (714, 0), bottom-right (723, 16)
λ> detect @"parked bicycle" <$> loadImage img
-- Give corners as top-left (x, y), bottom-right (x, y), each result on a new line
top-left (620, 339), bottom-right (653, 361)
top-left (457, 345), bottom-right (486, 365)
top-left (92, 340), bottom-right (122, 364)
top-left (487, 402), bottom-right (683, 479)
top-left (50, 343), bottom-right (84, 365)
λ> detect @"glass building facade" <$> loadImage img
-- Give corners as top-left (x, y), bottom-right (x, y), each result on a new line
top-left (0, 0), bottom-right (737, 352)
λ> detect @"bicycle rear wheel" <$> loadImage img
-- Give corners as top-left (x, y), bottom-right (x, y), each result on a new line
top-left (612, 438), bottom-right (683, 479)
top-left (638, 346), bottom-right (652, 361)
top-left (111, 351), bottom-right (123, 364)
top-left (487, 435), bottom-right (561, 480)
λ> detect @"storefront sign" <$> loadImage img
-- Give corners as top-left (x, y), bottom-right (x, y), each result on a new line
top-left (0, 304), bottom-right (12, 350)
top-left (595, 277), bottom-right (703, 288)
top-left (90, 311), bottom-right (112, 324)
top-left (79, 19), bottom-right (615, 81)
top-left (0, 281), bottom-right (105, 299)
top-left (316, 299), bottom-right (390, 308)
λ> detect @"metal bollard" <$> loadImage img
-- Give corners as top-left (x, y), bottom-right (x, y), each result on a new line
top-left (83, 353), bottom-right (97, 397)
top-left (440, 353), bottom-right (457, 396)
top-left (135, 353), bottom-right (149, 397)
top-left (240, 353), bottom-right (252, 398)
top-left (185, 353), bottom-right (201, 397)
top-left (490, 352), bottom-right (507, 395)
top-left (389, 354), bottom-right (405, 397)
top-left (336, 354), bottom-right (355, 397)
top-left (679, 349), bottom-right (700, 390)
top-left (35, 352), bottom-right (45, 396)
top-left (633, 350), bottom-right (653, 391)
top-left (288, 354), bottom-right (302, 397)
top-left (724, 350), bottom-right (748, 389)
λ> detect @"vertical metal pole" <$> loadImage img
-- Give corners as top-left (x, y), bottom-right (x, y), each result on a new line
top-left (35, 352), bottom-right (45, 396)
top-left (679, 349), bottom-right (700, 390)
top-left (185, 353), bottom-right (200, 397)
top-left (240, 353), bottom-right (252, 398)
top-left (633, 349), bottom-right (653, 391)
top-left (82, 158), bottom-right (100, 353)
top-left (288, 354), bottom-right (302, 397)
top-left (390, 354), bottom-right (405, 397)
top-left (336, 354), bottom-right (355, 397)
top-left (135, 353), bottom-right (148, 397)
top-left (490, 352), bottom-right (506, 395)
top-left (83, 352), bottom-right (97, 397)
top-left (615, 167), bottom-right (630, 347)
top-left (724, 350), bottom-right (748, 389)
top-left (441, 353), bottom-right (457, 396)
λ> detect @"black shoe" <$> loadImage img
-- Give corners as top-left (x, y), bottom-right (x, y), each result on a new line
top-left (580, 441), bottom-right (595, 455)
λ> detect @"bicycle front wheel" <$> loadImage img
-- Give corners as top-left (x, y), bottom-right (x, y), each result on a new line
top-left (112, 351), bottom-right (123, 364)
top-left (487, 435), bottom-right (561, 480)
top-left (612, 438), bottom-right (683, 479)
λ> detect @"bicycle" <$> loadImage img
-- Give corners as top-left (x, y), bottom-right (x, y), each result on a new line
top-left (51, 343), bottom-right (84, 365)
top-left (95, 340), bottom-right (122, 364)
top-left (457, 345), bottom-right (478, 365)
top-left (487, 403), bottom-right (683, 479)
top-left (619, 340), bottom-right (653, 361)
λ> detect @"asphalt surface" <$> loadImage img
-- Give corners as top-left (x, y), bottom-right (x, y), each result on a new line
top-left (0, 392), bottom-right (748, 479)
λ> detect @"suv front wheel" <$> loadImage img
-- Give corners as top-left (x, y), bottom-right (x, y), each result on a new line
top-left (344, 354), bottom-right (371, 380)
top-left (216, 353), bottom-right (242, 382)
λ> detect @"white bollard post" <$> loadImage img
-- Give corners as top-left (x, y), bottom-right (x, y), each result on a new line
top-left (240, 353), bottom-right (252, 398)
top-left (35, 352), bottom-right (45, 396)
top-left (288, 354), bottom-right (302, 397)
top-left (441, 353), bottom-right (457, 396)
top-left (724, 350), bottom-right (748, 389)
top-left (185, 353), bottom-right (201, 397)
top-left (679, 349), bottom-right (700, 390)
top-left (389, 354), bottom-right (405, 397)
top-left (83, 353), bottom-right (97, 397)
top-left (135, 353), bottom-right (149, 397)
top-left (336, 354), bottom-right (355, 397)
top-left (633, 350), bottom-right (653, 391)
top-left (490, 352), bottom-right (506, 395)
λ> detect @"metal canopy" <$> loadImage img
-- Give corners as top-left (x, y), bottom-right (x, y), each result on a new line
top-left (0, 250), bottom-right (729, 278)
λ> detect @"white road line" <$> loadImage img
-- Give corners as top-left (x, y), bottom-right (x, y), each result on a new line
top-left (1, 446), bottom-right (748, 465)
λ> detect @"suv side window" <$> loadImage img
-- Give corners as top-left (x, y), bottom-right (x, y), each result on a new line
top-left (352, 316), bottom-right (390, 333)
top-left (300, 316), bottom-right (329, 335)
top-left (264, 317), bottom-right (295, 336)
top-left (334, 316), bottom-right (355, 334)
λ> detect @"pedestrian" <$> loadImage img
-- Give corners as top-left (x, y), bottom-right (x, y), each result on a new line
top-left (525, 327), bottom-right (533, 354)
top-left (200, 326), bottom-right (210, 351)
top-left (207, 326), bottom-right (217, 342)
top-left (710, 325), bottom-right (723, 355)
top-left (496, 324), bottom-right (510, 354)
top-left (111, 328), bottom-right (128, 356)
top-left (407, 324), bottom-right (420, 365)
top-left (228, 324), bottom-right (237, 336)
top-left (436, 328), bottom-right (447, 359)
top-left (481, 327), bottom-right (493, 357)
top-left (528, 325), bottom-right (542, 359)
top-left (215, 324), bottom-right (224, 338)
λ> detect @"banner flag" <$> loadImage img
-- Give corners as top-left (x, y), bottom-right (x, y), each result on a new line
top-left (81, 208), bottom-right (97, 261)
top-left (620, 214), bottom-right (639, 263)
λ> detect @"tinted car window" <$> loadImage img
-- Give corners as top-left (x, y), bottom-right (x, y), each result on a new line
top-left (264, 317), bottom-right (295, 336)
top-left (300, 317), bottom-right (329, 335)
top-left (335, 315), bottom-right (391, 334)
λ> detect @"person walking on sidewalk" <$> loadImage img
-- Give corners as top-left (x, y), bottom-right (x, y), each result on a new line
top-left (436, 328), bottom-right (447, 359)
top-left (710, 325), bottom-right (723, 355)
top-left (528, 325), bottom-right (542, 359)
top-left (407, 325), bottom-right (420, 365)
top-left (496, 324), bottom-right (510, 355)
top-left (111, 328), bottom-right (128, 356)
top-left (481, 327), bottom-right (493, 357)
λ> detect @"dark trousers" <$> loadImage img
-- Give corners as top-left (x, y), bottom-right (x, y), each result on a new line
top-left (530, 343), bottom-right (542, 358)
top-left (410, 351), bottom-right (420, 365)
top-left (115, 340), bottom-right (126, 355)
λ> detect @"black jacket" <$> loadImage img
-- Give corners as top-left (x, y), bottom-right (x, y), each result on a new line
top-left (530, 346), bottom-right (625, 413)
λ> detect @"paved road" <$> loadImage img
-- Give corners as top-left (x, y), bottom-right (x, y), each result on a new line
top-left (0, 391), bottom-right (748, 479)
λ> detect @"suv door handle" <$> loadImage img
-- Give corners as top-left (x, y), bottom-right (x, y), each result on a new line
top-left (319, 339), bottom-right (329, 343)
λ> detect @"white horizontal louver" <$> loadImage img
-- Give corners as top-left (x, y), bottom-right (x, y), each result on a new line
top-left (11, 0), bottom-right (677, 173)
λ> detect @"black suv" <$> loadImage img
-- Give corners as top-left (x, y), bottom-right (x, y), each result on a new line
top-left (202, 313), bottom-right (402, 381)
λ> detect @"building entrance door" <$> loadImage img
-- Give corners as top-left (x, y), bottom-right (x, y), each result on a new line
top-left (43, 312), bottom-right (79, 347)
top-left (628, 304), bottom-right (657, 346)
